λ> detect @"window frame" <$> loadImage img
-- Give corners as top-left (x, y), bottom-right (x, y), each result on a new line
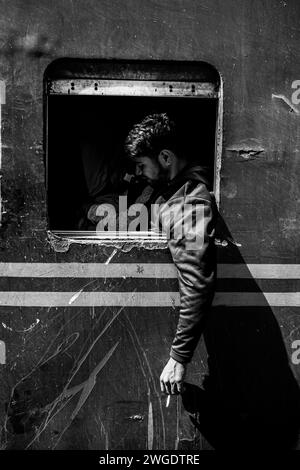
top-left (45, 61), bottom-right (222, 246)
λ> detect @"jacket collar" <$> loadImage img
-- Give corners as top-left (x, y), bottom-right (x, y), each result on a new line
top-left (161, 164), bottom-right (211, 200)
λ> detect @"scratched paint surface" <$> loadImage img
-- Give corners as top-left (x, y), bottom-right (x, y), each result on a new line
top-left (0, 0), bottom-right (300, 449)
top-left (1, 305), bottom-right (184, 449)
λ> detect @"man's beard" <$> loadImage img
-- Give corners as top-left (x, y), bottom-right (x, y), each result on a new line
top-left (147, 166), bottom-right (169, 188)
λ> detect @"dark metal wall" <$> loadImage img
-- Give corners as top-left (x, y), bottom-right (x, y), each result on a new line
top-left (0, 0), bottom-right (300, 449)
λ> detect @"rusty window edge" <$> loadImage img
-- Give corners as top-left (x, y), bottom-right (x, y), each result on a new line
top-left (48, 79), bottom-right (218, 98)
top-left (47, 230), bottom-right (169, 253)
top-left (45, 65), bottom-right (222, 248)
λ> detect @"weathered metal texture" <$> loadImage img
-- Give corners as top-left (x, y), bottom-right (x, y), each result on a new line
top-left (0, 0), bottom-right (299, 450)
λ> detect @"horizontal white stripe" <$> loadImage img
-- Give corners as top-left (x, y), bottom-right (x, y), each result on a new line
top-left (214, 292), bottom-right (300, 307)
top-left (0, 263), bottom-right (300, 279)
top-left (0, 292), bottom-right (299, 307)
top-left (219, 264), bottom-right (300, 279)
top-left (0, 291), bottom-right (178, 307)
top-left (0, 263), bottom-right (176, 278)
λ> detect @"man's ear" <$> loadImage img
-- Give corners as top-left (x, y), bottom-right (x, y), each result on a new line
top-left (158, 149), bottom-right (174, 169)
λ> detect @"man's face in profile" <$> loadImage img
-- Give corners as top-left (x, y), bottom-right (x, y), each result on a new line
top-left (134, 156), bottom-right (168, 187)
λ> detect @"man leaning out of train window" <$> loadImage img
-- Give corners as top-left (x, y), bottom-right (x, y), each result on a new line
top-left (125, 113), bottom-right (218, 395)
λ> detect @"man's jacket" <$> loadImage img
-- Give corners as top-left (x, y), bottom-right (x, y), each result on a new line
top-left (152, 164), bottom-right (217, 364)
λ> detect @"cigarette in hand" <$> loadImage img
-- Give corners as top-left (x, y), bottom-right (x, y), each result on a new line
top-left (166, 395), bottom-right (171, 408)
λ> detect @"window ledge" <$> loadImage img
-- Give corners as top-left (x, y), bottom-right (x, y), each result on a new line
top-left (48, 231), bottom-right (168, 253)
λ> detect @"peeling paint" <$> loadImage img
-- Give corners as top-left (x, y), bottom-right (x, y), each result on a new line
top-left (272, 93), bottom-right (300, 114)
top-left (226, 142), bottom-right (265, 161)
top-left (238, 149), bottom-right (264, 160)
top-left (47, 230), bottom-right (168, 253)
top-left (47, 231), bottom-right (70, 253)
top-left (128, 414), bottom-right (144, 422)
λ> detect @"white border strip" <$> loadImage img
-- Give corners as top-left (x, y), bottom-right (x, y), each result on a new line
top-left (0, 263), bottom-right (300, 279)
top-left (50, 79), bottom-right (217, 98)
top-left (0, 291), bottom-right (299, 307)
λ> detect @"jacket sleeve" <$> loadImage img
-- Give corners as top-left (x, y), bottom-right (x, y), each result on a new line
top-left (165, 193), bottom-right (217, 364)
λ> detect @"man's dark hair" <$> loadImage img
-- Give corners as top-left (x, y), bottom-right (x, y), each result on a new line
top-left (125, 113), bottom-right (179, 160)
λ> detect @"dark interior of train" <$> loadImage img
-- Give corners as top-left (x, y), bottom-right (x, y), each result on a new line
top-left (47, 95), bottom-right (217, 232)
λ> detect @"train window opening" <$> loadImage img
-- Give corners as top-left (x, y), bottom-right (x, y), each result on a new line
top-left (45, 61), bottom-right (221, 241)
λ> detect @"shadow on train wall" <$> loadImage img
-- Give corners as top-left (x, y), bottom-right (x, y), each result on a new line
top-left (2, 218), bottom-right (300, 450)
top-left (179, 216), bottom-right (300, 450)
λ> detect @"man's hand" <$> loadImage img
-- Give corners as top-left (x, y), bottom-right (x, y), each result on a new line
top-left (87, 204), bottom-right (100, 223)
top-left (160, 357), bottom-right (187, 395)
